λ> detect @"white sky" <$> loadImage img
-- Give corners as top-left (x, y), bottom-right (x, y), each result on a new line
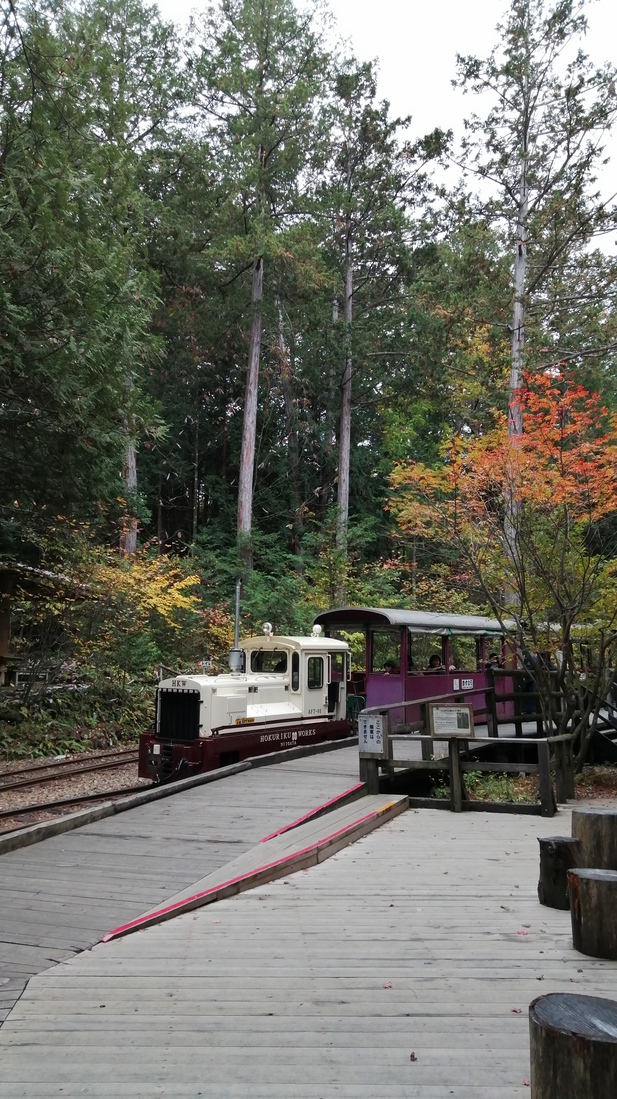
top-left (157, 0), bottom-right (617, 231)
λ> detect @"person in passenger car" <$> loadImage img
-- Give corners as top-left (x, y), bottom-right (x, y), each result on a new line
top-left (383, 659), bottom-right (400, 675)
top-left (426, 653), bottom-right (445, 672)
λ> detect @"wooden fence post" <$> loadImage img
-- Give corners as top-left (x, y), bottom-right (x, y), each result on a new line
top-left (448, 738), bottom-right (464, 813)
top-left (420, 703), bottom-right (433, 761)
top-left (537, 740), bottom-right (556, 817)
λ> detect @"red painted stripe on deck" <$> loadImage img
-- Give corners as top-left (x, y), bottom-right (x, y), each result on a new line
top-left (101, 803), bottom-right (394, 942)
top-left (259, 783), bottom-right (365, 843)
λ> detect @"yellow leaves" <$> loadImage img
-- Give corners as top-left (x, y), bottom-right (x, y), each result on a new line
top-left (91, 553), bottom-right (200, 629)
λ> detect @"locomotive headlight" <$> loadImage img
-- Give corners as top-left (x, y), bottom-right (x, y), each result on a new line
top-left (152, 744), bottom-right (161, 755)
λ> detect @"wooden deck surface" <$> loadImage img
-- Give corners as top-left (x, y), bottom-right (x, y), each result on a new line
top-left (3, 804), bottom-right (617, 1097)
top-left (0, 747), bottom-right (359, 1022)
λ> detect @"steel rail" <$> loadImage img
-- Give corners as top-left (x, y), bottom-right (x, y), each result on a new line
top-left (0, 750), bottom-right (139, 793)
top-left (0, 783), bottom-right (148, 824)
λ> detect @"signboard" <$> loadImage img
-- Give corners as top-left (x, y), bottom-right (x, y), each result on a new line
top-left (429, 703), bottom-right (475, 739)
top-left (358, 713), bottom-right (387, 758)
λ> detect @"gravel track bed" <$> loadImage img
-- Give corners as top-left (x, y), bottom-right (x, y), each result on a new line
top-left (0, 763), bottom-right (151, 833)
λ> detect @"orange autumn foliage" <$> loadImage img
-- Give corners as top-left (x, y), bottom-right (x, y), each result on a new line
top-left (391, 372), bottom-right (617, 535)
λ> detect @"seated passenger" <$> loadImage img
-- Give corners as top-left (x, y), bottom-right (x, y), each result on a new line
top-left (425, 653), bottom-right (445, 673)
top-left (407, 657), bottom-right (423, 677)
top-left (485, 652), bottom-right (503, 671)
top-left (383, 659), bottom-right (400, 675)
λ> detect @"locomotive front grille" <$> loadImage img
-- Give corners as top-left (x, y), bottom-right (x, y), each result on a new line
top-left (158, 689), bottom-right (200, 744)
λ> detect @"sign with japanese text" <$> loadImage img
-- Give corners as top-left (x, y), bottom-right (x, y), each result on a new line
top-left (358, 713), bottom-right (387, 758)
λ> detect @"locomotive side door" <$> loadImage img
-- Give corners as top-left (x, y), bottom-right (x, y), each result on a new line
top-left (304, 653), bottom-right (328, 716)
top-left (327, 651), bottom-right (346, 716)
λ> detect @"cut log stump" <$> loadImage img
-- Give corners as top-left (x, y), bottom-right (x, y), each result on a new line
top-left (537, 836), bottom-right (581, 909)
top-left (568, 868), bottom-right (617, 959)
top-left (530, 993), bottom-right (617, 1098)
top-left (571, 808), bottom-right (617, 870)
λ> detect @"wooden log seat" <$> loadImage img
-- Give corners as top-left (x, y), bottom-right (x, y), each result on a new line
top-left (571, 807), bottom-right (617, 871)
top-left (530, 993), bottom-right (617, 1098)
top-left (537, 836), bottom-right (581, 909)
top-left (568, 868), bottom-right (617, 959)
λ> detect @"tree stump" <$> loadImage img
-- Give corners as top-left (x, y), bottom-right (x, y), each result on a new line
top-left (530, 993), bottom-right (617, 1098)
top-left (571, 808), bottom-right (617, 870)
top-left (568, 868), bottom-right (617, 959)
top-left (537, 836), bottom-right (581, 909)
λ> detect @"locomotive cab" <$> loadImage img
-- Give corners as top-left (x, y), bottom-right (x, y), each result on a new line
top-left (139, 625), bottom-right (350, 783)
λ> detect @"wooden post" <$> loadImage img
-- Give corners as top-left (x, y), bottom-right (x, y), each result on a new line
top-left (485, 668), bottom-right (498, 737)
top-left (513, 670), bottom-right (523, 738)
top-left (420, 703), bottom-right (433, 761)
top-left (537, 740), bottom-right (556, 817)
top-left (554, 740), bottom-right (567, 804)
top-left (571, 808), bottom-right (617, 870)
top-left (568, 869), bottom-right (617, 959)
top-left (530, 992), bottom-right (617, 1097)
top-left (448, 738), bottom-right (464, 813)
top-left (565, 737), bottom-right (575, 800)
top-left (537, 836), bottom-right (581, 909)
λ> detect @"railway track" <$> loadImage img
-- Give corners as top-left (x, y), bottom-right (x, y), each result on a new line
top-left (0, 748), bottom-right (139, 793)
top-left (0, 782), bottom-right (148, 829)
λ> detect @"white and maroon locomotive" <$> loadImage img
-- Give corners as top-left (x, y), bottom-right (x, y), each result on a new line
top-left (138, 623), bottom-right (350, 783)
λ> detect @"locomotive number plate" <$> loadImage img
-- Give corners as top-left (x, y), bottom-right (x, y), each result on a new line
top-left (235, 717), bottom-right (255, 724)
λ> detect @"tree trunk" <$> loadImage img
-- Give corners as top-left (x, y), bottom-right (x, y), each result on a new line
top-left (568, 869), bottom-right (617, 959)
top-left (571, 808), bottom-right (617, 870)
top-left (537, 836), bottom-right (581, 909)
top-left (530, 992), bottom-right (617, 1097)
top-left (337, 244), bottom-right (353, 558)
top-left (277, 302), bottom-right (301, 554)
top-left (237, 256), bottom-right (263, 570)
top-left (191, 412), bottom-right (199, 555)
top-left (119, 430), bottom-right (138, 557)
top-left (0, 571), bottom-right (17, 686)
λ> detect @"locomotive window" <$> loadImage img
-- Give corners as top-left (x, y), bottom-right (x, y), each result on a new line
top-left (307, 656), bottom-right (324, 690)
top-left (291, 652), bottom-right (300, 691)
top-left (250, 650), bottom-right (288, 673)
top-left (330, 652), bottom-right (345, 681)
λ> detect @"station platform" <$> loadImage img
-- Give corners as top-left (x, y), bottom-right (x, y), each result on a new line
top-left (0, 745), bottom-right (359, 1023)
top-left (3, 803), bottom-right (617, 1097)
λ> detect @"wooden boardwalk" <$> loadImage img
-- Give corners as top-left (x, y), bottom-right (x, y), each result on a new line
top-left (2, 804), bottom-right (617, 1097)
top-left (0, 746), bottom-right (358, 1023)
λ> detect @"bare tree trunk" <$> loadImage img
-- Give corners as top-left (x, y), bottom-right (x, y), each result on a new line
top-left (237, 256), bottom-right (264, 570)
top-left (318, 294), bottom-right (339, 519)
top-left (119, 429), bottom-right (138, 557)
top-left (337, 233), bottom-right (353, 553)
top-left (509, 153), bottom-right (528, 437)
top-left (277, 303), bottom-right (302, 554)
top-left (0, 571), bottom-right (17, 686)
top-left (191, 412), bottom-right (199, 555)
top-left (156, 479), bottom-right (164, 554)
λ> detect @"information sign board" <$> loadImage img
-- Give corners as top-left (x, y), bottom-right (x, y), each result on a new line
top-left (429, 703), bottom-right (475, 739)
top-left (358, 713), bottom-right (387, 758)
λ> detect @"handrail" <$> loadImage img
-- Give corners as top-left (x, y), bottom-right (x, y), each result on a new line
top-left (361, 685), bottom-right (490, 716)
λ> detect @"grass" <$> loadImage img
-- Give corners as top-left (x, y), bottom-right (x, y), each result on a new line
top-left (433, 764), bottom-right (617, 804)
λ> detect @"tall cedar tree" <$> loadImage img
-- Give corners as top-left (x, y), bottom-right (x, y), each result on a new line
top-left (455, 0), bottom-right (617, 436)
top-left (193, 0), bottom-right (330, 568)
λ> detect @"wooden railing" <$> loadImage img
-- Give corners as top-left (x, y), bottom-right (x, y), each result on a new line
top-left (358, 695), bottom-right (575, 816)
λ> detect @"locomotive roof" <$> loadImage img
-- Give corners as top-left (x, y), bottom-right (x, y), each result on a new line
top-left (313, 606), bottom-right (509, 637)
top-left (242, 634), bottom-right (348, 650)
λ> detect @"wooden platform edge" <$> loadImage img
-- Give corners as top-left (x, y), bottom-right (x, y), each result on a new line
top-left (100, 795), bottom-right (408, 943)
top-left (0, 736), bottom-right (358, 858)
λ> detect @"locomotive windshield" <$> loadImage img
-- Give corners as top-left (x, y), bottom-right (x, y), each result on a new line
top-left (250, 650), bottom-right (288, 673)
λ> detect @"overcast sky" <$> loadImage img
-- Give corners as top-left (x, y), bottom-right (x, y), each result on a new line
top-left (156, 0), bottom-right (617, 227)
